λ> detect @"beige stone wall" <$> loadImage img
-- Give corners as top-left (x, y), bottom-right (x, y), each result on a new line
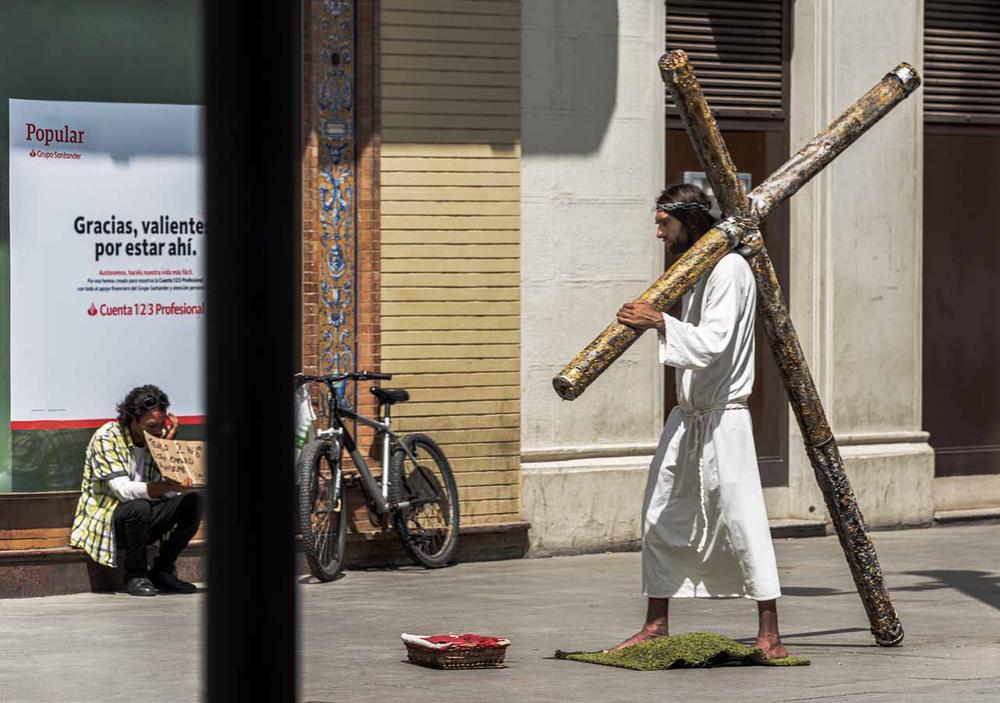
top-left (519, 0), bottom-right (667, 553)
top-left (787, 0), bottom-right (934, 527)
top-left (379, 0), bottom-right (521, 525)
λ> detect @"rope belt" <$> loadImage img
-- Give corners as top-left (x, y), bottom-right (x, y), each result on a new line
top-left (678, 401), bottom-right (748, 553)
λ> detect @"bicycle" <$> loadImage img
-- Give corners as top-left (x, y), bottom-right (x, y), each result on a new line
top-left (294, 371), bottom-right (461, 581)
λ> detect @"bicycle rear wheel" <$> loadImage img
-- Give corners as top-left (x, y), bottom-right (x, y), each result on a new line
top-left (297, 439), bottom-right (347, 581)
top-left (390, 434), bottom-right (460, 568)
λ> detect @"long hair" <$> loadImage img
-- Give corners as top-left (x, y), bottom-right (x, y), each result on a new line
top-left (656, 183), bottom-right (717, 243)
top-left (116, 385), bottom-right (170, 427)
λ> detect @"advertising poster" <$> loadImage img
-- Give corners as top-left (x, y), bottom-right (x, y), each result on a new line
top-left (8, 99), bottom-right (205, 429)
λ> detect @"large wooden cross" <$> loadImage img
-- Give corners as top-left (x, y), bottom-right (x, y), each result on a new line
top-left (553, 50), bottom-right (921, 647)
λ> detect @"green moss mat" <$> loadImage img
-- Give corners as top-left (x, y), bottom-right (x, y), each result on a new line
top-left (555, 632), bottom-right (809, 670)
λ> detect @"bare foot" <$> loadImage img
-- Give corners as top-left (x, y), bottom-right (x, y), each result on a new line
top-left (606, 625), bottom-right (669, 652)
top-left (754, 635), bottom-right (789, 659)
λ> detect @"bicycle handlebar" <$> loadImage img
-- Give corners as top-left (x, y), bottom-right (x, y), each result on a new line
top-left (295, 371), bottom-right (392, 385)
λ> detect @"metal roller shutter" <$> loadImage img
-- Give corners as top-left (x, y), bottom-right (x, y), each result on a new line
top-left (925, 0), bottom-right (1000, 124)
top-left (665, 0), bottom-right (788, 120)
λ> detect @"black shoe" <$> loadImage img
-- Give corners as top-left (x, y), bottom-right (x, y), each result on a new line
top-left (125, 576), bottom-right (158, 597)
top-left (149, 569), bottom-right (198, 594)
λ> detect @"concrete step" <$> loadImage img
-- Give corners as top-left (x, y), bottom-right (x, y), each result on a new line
top-left (0, 522), bottom-right (530, 598)
top-left (934, 507), bottom-right (1000, 525)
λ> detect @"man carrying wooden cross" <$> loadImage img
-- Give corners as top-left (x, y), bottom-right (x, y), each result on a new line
top-left (558, 50), bottom-right (921, 649)
top-left (610, 184), bottom-right (786, 657)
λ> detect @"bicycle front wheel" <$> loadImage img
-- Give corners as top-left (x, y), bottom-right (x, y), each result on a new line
top-left (390, 434), bottom-right (460, 568)
top-left (297, 439), bottom-right (347, 581)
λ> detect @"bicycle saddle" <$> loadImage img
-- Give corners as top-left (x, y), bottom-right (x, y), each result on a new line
top-left (371, 387), bottom-right (409, 404)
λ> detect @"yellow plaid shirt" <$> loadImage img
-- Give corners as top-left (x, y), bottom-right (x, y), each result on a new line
top-left (69, 421), bottom-right (162, 567)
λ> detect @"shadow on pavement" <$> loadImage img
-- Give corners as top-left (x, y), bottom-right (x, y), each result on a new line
top-left (780, 586), bottom-right (853, 597)
top-left (781, 627), bottom-right (868, 639)
top-left (900, 570), bottom-right (1000, 611)
top-left (736, 627), bottom-right (870, 648)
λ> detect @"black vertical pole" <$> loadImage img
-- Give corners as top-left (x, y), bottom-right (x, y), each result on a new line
top-left (204, 1), bottom-right (300, 701)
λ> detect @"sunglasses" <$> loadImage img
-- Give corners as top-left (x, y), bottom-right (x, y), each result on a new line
top-left (139, 393), bottom-right (169, 410)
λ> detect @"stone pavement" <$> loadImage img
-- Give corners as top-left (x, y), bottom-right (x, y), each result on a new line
top-left (1, 523), bottom-right (998, 702)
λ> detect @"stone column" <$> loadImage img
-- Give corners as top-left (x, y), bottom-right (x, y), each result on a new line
top-left (520, 0), bottom-right (666, 554)
top-left (788, 0), bottom-right (933, 527)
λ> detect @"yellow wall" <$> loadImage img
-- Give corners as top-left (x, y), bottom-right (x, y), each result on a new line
top-left (379, 0), bottom-right (521, 525)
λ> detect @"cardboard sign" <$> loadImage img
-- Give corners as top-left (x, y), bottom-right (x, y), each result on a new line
top-left (144, 432), bottom-right (206, 487)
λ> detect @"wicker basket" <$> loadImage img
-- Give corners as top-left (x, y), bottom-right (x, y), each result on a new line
top-left (404, 642), bottom-right (509, 670)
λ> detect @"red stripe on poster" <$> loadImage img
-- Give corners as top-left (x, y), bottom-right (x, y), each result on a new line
top-left (10, 415), bottom-right (206, 430)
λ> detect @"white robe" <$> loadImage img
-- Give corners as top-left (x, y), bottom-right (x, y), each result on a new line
top-left (642, 252), bottom-right (781, 600)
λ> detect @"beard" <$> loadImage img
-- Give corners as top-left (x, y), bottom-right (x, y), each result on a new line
top-left (667, 238), bottom-right (693, 256)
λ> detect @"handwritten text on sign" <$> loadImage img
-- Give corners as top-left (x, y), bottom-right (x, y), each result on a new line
top-left (144, 432), bottom-right (206, 487)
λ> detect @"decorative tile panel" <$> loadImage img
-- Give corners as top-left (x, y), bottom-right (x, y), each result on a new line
top-left (316, 0), bottom-right (357, 407)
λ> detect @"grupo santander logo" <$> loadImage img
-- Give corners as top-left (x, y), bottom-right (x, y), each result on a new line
top-left (25, 122), bottom-right (84, 160)
top-left (87, 303), bottom-right (98, 317)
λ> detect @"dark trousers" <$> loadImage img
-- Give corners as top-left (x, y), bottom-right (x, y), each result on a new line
top-left (112, 492), bottom-right (204, 579)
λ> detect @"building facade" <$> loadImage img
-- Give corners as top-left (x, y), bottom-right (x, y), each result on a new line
top-left (522, 0), bottom-right (1000, 553)
top-left (1, 1), bottom-right (997, 594)
top-left (303, 0), bottom-right (999, 555)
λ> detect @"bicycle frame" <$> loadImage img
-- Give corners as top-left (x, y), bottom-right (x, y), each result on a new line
top-left (295, 370), bottom-right (460, 574)
top-left (318, 385), bottom-right (421, 517)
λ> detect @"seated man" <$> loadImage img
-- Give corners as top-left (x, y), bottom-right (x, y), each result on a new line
top-left (70, 384), bottom-right (203, 596)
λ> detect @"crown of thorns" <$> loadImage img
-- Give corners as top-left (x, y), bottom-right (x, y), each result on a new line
top-left (656, 201), bottom-right (711, 214)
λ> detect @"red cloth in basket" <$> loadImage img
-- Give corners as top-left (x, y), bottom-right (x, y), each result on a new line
top-left (426, 634), bottom-right (506, 649)
top-left (401, 633), bottom-right (510, 651)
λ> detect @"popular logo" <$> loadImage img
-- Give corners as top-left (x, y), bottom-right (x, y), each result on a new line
top-left (24, 122), bottom-right (85, 147)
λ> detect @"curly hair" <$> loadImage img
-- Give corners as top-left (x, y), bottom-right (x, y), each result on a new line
top-left (656, 183), bottom-right (718, 243)
top-left (116, 385), bottom-right (170, 426)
